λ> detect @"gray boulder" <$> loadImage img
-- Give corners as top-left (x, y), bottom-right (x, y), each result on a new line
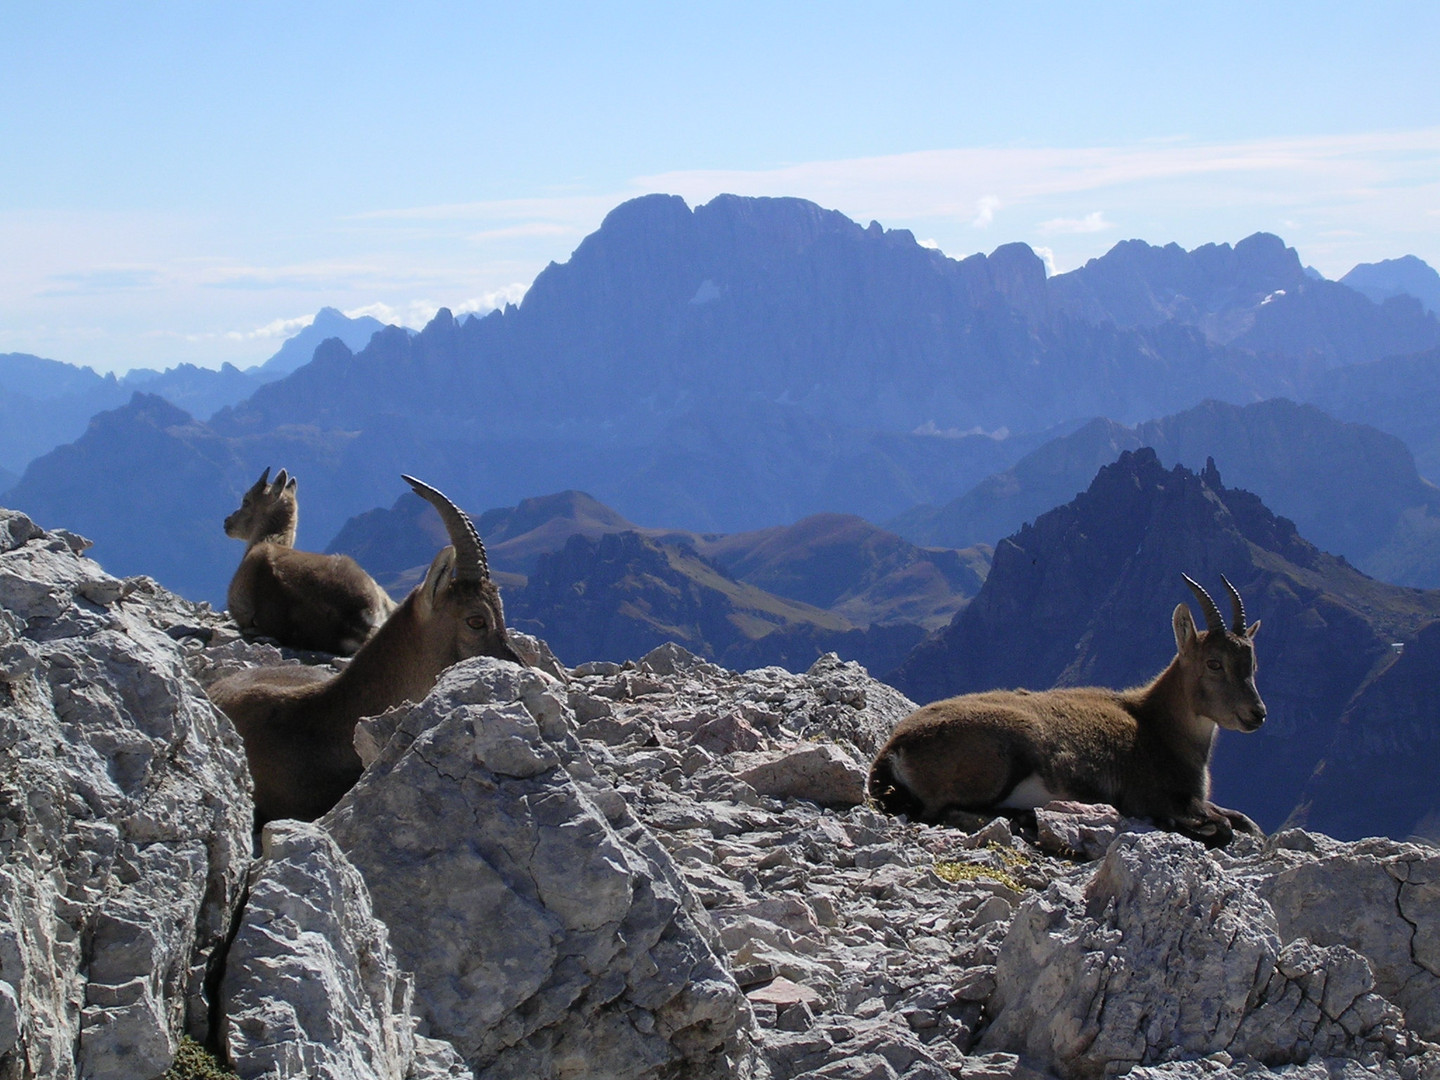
top-left (982, 832), bottom-right (1405, 1078)
top-left (1233, 830), bottom-right (1440, 1041)
top-left (221, 821), bottom-right (468, 1080)
top-left (0, 509), bottom-right (252, 1079)
top-left (325, 657), bottom-right (755, 1080)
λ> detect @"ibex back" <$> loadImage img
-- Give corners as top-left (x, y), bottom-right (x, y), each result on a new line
top-left (868, 575), bottom-right (1265, 847)
top-left (209, 475), bottom-right (523, 824)
top-left (225, 467), bottom-right (396, 655)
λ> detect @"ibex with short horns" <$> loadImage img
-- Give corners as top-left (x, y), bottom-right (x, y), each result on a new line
top-left (225, 467), bottom-right (396, 655)
top-left (868, 575), bottom-right (1265, 847)
top-left (208, 475), bottom-right (523, 824)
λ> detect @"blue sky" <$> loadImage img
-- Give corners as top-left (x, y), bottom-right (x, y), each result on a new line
top-left (3, 2), bottom-right (1439, 373)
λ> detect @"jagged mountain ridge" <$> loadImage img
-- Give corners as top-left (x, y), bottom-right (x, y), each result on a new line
top-left (8, 194), bottom-right (1440, 604)
top-left (893, 397), bottom-right (1440, 587)
top-left (1342, 254), bottom-right (1440, 316)
top-left (888, 449), bottom-right (1440, 837)
top-left (325, 487), bottom-right (985, 674)
top-left (217, 196), bottom-right (1438, 447)
top-left (0, 307), bottom-right (389, 475)
top-left (506, 529), bottom-right (927, 676)
top-left (1050, 232), bottom-right (1440, 363)
top-left (329, 488), bottom-right (986, 629)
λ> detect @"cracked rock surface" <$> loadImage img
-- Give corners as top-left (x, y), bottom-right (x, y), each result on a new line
top-left (4, 508), bottom-right (1440, 1080)
top-left (0, 509), bottom-right (252, 1079)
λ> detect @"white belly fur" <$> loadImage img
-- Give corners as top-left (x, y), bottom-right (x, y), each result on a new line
top-left (998, 773), bottom-right (1060, 810)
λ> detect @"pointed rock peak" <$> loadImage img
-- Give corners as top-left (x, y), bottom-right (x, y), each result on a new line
top-left (310, 337), bottom-right (353, 365)
top-left (988, 241), bottom-right (1043, 267)
top-left (1202, 455), bottom-right (1224, 490)
top-left (1233, 232), bottom-right (1303, 275)
top-left (420, 308), bottom-right (457, 336)
top-left (122, 391), bottom-right (195, 428)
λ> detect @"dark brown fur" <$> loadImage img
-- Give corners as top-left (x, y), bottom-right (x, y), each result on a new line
top-left (869, 583), bottom-right (1266, 847)
top-left (225, 468), bottom-right (396, 655)
top-left (209, 544), bottom-right (521, 824)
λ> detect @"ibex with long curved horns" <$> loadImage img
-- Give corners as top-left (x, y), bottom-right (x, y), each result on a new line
top-left (225, 467), bottom-right (396, 655)
top-left (208, 475), bottom-right (523, 824)
top-left (868, 575), bottom-right (1265, 847)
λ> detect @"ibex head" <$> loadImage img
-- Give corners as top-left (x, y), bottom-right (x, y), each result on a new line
top-left (1175, 574), bottom-right (1265, 732)
top-left (225, 467), bottom-right (299, 544)
top-left (403, 475), bottom-right (522, 666)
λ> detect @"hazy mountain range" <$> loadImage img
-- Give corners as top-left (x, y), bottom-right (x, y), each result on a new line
top-left (0, 308), bottom-right (388, 475)
top-left (892, 397), bottom-right (1440, 587)
top-left (1341, 254), bottom-right (1440, 315)
top-left (326, 489), bottom-right (987, 674)
top-left (6, 193), bottom-right (1440, 607)
top-left (4, 192), bottom-right (1439, 839)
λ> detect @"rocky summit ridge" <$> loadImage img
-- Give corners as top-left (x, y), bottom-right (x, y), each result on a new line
top-left (3, 505), bottom-right (1440, 1080)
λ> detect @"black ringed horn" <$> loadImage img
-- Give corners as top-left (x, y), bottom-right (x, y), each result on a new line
top-left (402, 475), bottom-right (489, 581)
top-left (1182, 573), bottom-right (1225, 634)
top-left (1221, 574), bottom-right (1247, 634)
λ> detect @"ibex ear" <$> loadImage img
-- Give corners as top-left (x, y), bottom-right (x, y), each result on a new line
top-left (416, 546), bottom-right (456, 616)
top-left (1246, 619), bottom-right (1261, 639)
top-left (271, 468), bottom-right (289, 491)
top-left (284, 475), bottom-right (297, 493)
top-left (1173, 603), bottom-right (1199, 654)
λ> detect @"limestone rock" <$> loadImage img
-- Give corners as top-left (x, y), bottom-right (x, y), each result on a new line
top-left (0, 509), bottom-right (252, 1079)
top-left (734, 742), bottom-right (869, 809)
top-left (1034, 801), bottom-right (1156, 860)
top-left (221, 821), bottom-right (467, 1080)
top-left (982, 833), bottom-right (1404, 1078)
top-left (1232, 829), bottom-right (1440, 1041)
top-left (9, 497), bottom-right (1440, 1080)
top-left (325, 658), bottom-right (754, 1080)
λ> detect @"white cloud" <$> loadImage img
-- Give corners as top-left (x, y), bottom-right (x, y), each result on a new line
top-left (342, 300), bottom-right (434, 327)
top-left (1032, 246), bottom-right (1058, 276)
top-left (225, 313), bottom-right (315, 341)
top-left (339, 284), bottom-right (529, 329)
top-left (1036, 211), bottom-right (1114, 235)
top-left (454, 283), bottom-right (530, 314)
top-left (972, 196), bottom-right (1001, 228)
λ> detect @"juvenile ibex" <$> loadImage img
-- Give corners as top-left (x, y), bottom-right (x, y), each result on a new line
top-left (868, 575), bottom-right (1265, 847)
top-left (208, 475), bottom-right (523, 824)
top-left (225, 467), bottom-right (396, 655)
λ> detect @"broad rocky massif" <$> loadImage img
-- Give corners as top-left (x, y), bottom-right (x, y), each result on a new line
top-left (3, 507), bottom-right (1440, 1080)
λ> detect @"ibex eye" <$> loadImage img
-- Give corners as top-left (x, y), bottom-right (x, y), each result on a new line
top-left (465, 616), bottom-right (488, 630)
top-left (1206, 659), bottom-right (1223, 671)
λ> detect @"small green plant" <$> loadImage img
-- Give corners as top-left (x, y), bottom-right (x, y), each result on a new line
top-left (932, 859), bottom-right (1024, 893)
top-left (158, 1037), bottom-right (239, 1080)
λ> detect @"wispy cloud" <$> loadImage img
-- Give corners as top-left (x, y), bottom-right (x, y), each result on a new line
top-left (466, 222), bottom-right (574, 243)
top-left (971, 196), bottom-right (1001, 228)
top-left (41, 266), bottom-right (165, 296)
top-left (1037, 211), bottom-right (1114, 235)
top-left (198, 260), bottom-right (393, 291)
top-left (226, 313), bottom-right (315, 341)
top-left (621, 129), bottom-right (1440, 238)
top-left (341, 283), bottom-right (528, 329)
